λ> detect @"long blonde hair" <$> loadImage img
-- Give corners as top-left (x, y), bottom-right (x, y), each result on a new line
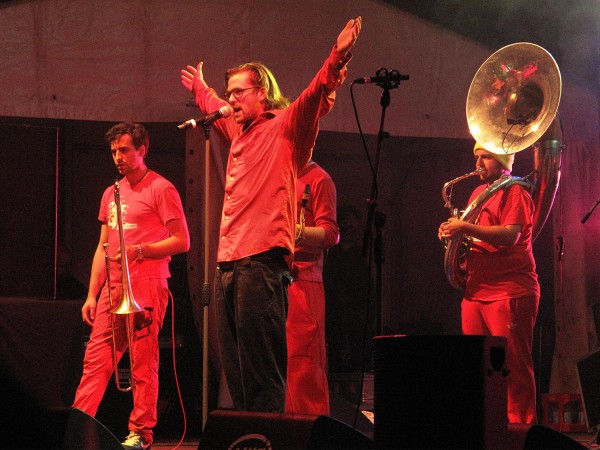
top-left (225, 62), bottom-right (289, 111)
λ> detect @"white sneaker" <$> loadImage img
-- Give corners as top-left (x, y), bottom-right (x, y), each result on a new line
top-left (121, 431), bottom-right (151, 450)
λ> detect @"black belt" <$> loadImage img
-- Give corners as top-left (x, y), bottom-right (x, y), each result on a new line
top-left (218, 247), bottom-right (289, 271)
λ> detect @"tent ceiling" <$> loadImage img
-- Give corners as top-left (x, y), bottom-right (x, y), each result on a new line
top-left (386, 0), bottom-right (599, 92)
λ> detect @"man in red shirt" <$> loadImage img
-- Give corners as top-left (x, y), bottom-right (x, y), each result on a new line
top-left (74, 123), bottom-right (190, 449)
top-left (181, 17), bottom-right (362, 412)
top-left (439, 142), bottom-right (540, 424)
top-left (286, 160), bottom-right (339, 415)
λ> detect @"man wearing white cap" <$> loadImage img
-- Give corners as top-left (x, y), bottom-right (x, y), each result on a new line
top-left (438, 142), bottom-right (540, 424)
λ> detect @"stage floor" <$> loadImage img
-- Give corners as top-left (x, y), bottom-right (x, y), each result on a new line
top-left (153, 440), bottom-right (199, 449)
top-left (151, 431), bottom-right (598, 450)
top-left (149, 416), bottom-right (599, 450)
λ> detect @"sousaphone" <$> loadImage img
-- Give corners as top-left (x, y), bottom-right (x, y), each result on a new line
top-left (443, 42), bottom-right (563, 290)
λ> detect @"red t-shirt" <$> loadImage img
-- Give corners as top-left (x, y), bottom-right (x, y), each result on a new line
top-left (292, 161), bottom-right (339, 282)
top-left (99, 170), bottom-right (186, 282)
top-left (465, 183), bottom-right (540, 301)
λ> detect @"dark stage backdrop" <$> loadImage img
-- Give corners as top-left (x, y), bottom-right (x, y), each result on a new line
top-left (0, 117), bottom-right (556, 424)
top-left (313, 131), bottom-right (554, 391)
top-left (0, 123), bottom-right (58, 298)
top-left (0, 297), bottom-right (84, 408)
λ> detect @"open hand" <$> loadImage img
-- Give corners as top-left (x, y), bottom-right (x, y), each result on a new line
top-left (181, 61), bottom-right (207, 94)
top-left (337, 16), bottom-right (362, 56)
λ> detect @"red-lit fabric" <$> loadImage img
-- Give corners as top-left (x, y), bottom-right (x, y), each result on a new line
top-left (192, 47), bottom-right (349, 264)
top-left (286, 161), bottom-right (339, 415)
top-left (461, 182), bottom-right (540, 424)
top-left (465, 183), bottom-right (540, 301)
top-left (73, 279), bottom-right (169, 445)
top-left (462, 296), bottom-right (539, 424)
top-left (286, 280), bottom-right (329, 415)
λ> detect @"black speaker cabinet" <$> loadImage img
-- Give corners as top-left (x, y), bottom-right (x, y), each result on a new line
top-left (199, 409), bottom-right (374, 449)
top-left (523, 424), bottom-right (586, 449)
top-left (62, 408), bottom-right (122, 450)
top-left (0, 359), bottom-right (119, 449)
top-left (373, 335), bottom-right (508, 449)
top-left (576, 347), bottom-right (600, 430)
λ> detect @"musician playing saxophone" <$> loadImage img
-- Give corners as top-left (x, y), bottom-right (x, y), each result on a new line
top-left (438, 142), bottom-right (540, 424)
top-left (73, 122), bottom-right (190, 449)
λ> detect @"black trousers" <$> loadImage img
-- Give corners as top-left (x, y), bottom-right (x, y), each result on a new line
top-left (215, 248), bottom-right (291, 412)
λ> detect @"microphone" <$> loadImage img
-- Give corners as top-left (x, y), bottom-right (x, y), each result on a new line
top-left (177, 105), bottom-right (233, 129)
top-left (582, 197), bottom-right (600, 224)
top-left (353, 68), bottom-right (409, 86)
top-left (301, 184), bottom-right (311, 208)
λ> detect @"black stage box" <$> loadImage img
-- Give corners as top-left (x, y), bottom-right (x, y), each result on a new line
top-left (576, 347), bottom-right (600, 431)
top-left (199, 409), bottom-right (373, 449)
top-left (373, 335), bottom-right (508, 449)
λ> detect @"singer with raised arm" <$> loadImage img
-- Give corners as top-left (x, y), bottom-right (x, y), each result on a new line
top-left (180, 16), bottom-right (361, 413)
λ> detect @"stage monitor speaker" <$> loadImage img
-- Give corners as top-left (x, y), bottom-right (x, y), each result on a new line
top-left (0, 358), bottom-right (68, 449)
top-left (62, 408), bottom-right (122, 449)
top-left (576, 347), bottom-right (600, 430)
top-left (0, 358), bottom-right (119, 449)
top-left (199, 409), bottom-right (374, 449)
top-left (373, 335), bottom-right (508, 449)
top-left (329, 390), bottom-right (374, 438)
top-left (523, 424), bottom-right (586, 449)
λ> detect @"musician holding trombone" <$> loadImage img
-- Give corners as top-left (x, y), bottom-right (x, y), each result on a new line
top-left (73, 122), bottom-right (190, 450)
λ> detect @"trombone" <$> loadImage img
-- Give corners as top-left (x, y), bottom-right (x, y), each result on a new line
top-left (104, 179), bottom-right (144, 392)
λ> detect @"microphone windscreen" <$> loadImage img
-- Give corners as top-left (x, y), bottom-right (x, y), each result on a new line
top-left (220, 105), bottom-right (233, 118)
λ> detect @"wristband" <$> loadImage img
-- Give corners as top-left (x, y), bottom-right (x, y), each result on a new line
top-left (136, 244), bottom-right (144, 262)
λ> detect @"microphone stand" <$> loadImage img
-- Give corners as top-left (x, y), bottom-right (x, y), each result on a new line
top-left (361, 77), bottom-right (398, 335)
top-left (201, 124), bottom-right (212, 429)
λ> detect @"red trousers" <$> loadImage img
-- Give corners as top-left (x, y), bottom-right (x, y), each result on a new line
top-left (462, 296), bottom-right (539, 424)
top-left (73, 279), bottom-right (169, 443)
top-left (285, 280), bottom-right (329, 415)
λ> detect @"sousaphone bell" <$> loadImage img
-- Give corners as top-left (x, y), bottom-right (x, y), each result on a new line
top-left (443, 42), bottom-right (563, 290)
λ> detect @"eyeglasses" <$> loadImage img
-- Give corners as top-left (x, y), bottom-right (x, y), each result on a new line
top-left (224, 86), bottom-right (259, 100)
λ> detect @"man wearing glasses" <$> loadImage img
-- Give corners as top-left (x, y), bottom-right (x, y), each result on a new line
top-left (181, 16), bottom-right (362, 413)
